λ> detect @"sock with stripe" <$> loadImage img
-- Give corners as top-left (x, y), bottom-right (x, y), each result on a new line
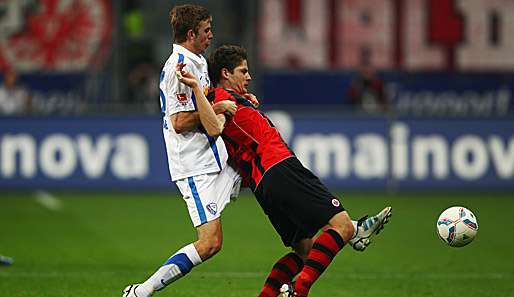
top-left (136, 243), bottom-right (202, 296)
top-left (258, 252), bottom-right (304, 297)
top-left (294, 229), bottom-right (345, 296)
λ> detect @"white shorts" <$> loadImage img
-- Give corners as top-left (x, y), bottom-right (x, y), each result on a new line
top-left (175, 165), bottom-right (241, 227)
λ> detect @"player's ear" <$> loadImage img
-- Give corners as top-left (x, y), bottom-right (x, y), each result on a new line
top-left (186, 29), bottom-right (195, 41)
top-left (221, 68), bottom-right (230, 80)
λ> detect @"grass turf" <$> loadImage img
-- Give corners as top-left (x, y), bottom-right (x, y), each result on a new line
top-left (1, 191), bottom-right (513, 297)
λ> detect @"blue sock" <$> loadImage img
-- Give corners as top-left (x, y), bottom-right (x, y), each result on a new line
top-left (138, 244), bottom-right (202, 294)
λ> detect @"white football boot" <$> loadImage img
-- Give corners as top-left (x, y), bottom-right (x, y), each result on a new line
top-left (349, 206), bottom-right (392, 251)
top-left (122, 284), bottom-right (152, 297)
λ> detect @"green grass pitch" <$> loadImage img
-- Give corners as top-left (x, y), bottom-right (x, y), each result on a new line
top-left (1, 191), bottom-right (514, 297)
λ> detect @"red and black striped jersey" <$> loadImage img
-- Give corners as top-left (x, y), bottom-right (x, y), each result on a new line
top-left (208, 88), bottom-right (294, 190)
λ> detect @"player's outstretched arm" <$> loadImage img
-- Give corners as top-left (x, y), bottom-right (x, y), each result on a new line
top-left (176, 64), bottom-right (233, 137)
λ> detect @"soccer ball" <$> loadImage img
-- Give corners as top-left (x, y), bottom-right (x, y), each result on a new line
top-left (436, 206), bottom-right (478, 247)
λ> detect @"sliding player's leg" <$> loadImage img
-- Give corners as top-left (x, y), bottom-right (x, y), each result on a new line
top-left (258, 238), bottom-right (312, 297)
top-left (284, 211), bottom-right (354, 297)
top-left (258, 198), bottom-right (315, 297)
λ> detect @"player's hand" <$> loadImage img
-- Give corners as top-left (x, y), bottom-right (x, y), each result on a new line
top-left (243, 93), bottom-right (260, 108)
top-left (213, 100), bottom-right (237, 117)
top-left (176, 63), bottom-right (198, 88)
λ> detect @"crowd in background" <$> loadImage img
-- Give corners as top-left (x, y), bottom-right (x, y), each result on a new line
top-left (0, 0), bottom-right (512, 117)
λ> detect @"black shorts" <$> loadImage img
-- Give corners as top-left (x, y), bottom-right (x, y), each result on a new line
top-left (254, 157), bottom-right (345, 247)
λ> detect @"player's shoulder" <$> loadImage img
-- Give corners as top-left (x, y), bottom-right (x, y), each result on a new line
top-left (161, 53), bottom-right (194, 84)
top-left (207, 88), bottom-right (256, 109)
top-left (207, 88), bottom-right (233, 103)
top-left (224, 89), bottom-right (256, 109)
top-left (164, 52), bottom-right (192, 69)
top-left (207, 88), bottom-right (245, 103)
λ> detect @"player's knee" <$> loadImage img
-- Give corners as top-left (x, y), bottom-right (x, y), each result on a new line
top-left (292, 239), bottom-right (313, 261)
top-left (294, 249), bottom-right (309, 261)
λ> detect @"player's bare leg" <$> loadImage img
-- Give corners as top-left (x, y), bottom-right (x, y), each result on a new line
top-left (123, 219), bottom-right (222, 297)
top-left (193, 218), bottom-right (223, 261)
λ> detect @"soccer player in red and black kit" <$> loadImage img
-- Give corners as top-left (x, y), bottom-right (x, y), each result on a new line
top-left (178, 45), bottom-right (392, 297)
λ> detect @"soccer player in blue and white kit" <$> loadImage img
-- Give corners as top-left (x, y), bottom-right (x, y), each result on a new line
top-left (122, 5), bottom-right (240, 297)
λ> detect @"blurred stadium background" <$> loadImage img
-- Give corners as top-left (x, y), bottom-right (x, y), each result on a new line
top-left (1, 0), bottom-right (514, 296)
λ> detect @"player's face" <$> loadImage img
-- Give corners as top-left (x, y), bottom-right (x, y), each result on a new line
top-left (227, 60), bottom-right (252, 94)
top-left (192, 18), bottom-right (213, 55)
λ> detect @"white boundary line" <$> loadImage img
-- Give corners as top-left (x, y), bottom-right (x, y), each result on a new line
top-left (34, 190), bottom-right (63, 211)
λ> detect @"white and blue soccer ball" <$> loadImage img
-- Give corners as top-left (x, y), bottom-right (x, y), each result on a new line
top-left (436, 206), bottom-right (478, 247)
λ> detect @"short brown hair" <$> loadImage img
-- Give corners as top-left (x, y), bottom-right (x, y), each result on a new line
top-left (170, 4), bottom-right (211, 43)
top-left (208, 45), bottom-right (247, 86)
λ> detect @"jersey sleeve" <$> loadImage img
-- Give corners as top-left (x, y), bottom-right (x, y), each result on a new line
top-left (163, 61), bottom-right (197, 115)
